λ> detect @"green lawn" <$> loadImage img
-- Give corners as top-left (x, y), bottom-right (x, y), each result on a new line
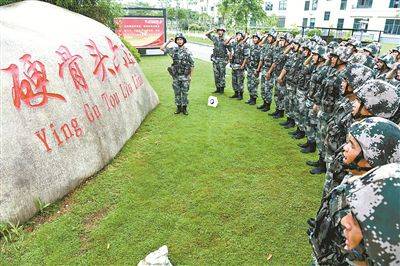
top-left (0, 56), bottom-right (324, 265)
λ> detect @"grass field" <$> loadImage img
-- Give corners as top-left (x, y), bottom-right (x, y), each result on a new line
top-left (0, 56), bottom-right (325, 265)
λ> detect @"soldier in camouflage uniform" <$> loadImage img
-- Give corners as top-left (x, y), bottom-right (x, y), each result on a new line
top-left (310, 46), bottom-right (352, 175)
top-left (161, 33), bottom-right (194, 115)
top-left (387, 63), bottom-right (400, 87)
top-left (228, 32), bottom-right (249, 100)
top-left (308, 117), bottom-right (400, 265)
top-left (361, 42), bottom-right (380, 69)
top-left (301, 45), bottom-right (328, 154)
top-left (346, 38), bottom-right (361, 55)
top-left (267, 32), bottom-right (292, 119)
top-left (257, 29), bottom-right (277, 112)
top-left (288, 37), bottom-right (314, 140)
top-left (245, 33), bottom-right (262, 105)
top-left (278, 35), bottom-right (303, 131)
top-left (206, 27), bottom-right (229, 94)
top-left (375, 54), bottom-right (395, 80)
top-left (343, 163), bottom-right (400, 265)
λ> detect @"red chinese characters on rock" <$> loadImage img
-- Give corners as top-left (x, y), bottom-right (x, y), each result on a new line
top-left (86, 39), bottom-right (110, 82)
top-left (1, 54), bottom-right (66, 109)
top-left (56, 45), bottom-right (89, 92)
top-left (121, 46), bottom-right (136, 68)
top-left (106, 36), bottom-right (121, 75)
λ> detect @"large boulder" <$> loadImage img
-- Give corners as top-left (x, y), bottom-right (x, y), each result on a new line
top-left (0, 0), bottom-right (159, 223)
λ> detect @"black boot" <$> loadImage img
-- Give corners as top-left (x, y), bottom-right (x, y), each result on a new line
top-left (182, 105), bottom-right (188, 115)
top-left (237, 92), bottom-right (243, 100)
top-left (269, 109), bottom-right (278, 116)
top-left (289, 127), bottom-right (301, 135)
top-left (273, 109), bottom-right (284, 119)
top-left (298, 141), bottom-right (310, 148)
top-left (310, 161), bottom-right (327, 175)
top-left (213, 87), bottom-right (220, 93)
top-left (293, 130), bottom-right (306, 140)
top-left (306, 155), bottom-right (323, 167)
top-left (219, 87), bottom-right (224, 94)
top-left (257, 101), bottom-right (267, 109)
top-left (230, 91), bottom-right (238, 98)
top-left (283, 118), bottom-right (296, 128)
top-left (248, 97), bottom-right (256, 105)
top-left (174, 105), bottom-right (182, 114)
top-left (280, 117), bottom-right (291, 126)
top-left (261, 102), bottom-right (271, 112)
top-left (301, 141), bottom-right (316, 153)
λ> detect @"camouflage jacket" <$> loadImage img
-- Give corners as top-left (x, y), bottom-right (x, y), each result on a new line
top-left (297, 57), bottom-right (315, 91)
top-left (260, 43), bottom-right (275, 70)
top-left (284, 50), bottom-right (303, 85)
top-left (375, 68), bottom-right (390, 80)
top-left (321, 68), bottom-right (344, 114)
top-left (308, 64), bottom-right (331, 105)
top-left (325, 97), bottom-right (354, 157)
top-left (166, 46), bottom-right (195, 75)
top-left (206, 33), bottom-right (229, 60)
top-left (230, 41), bottom-right (250, 67)
top-left (272, 46), bottom-right (289, 75)
top-left (247, 43), bottom-right (262, 70)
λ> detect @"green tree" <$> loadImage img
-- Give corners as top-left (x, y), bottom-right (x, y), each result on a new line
top-left (0, 0), bottom-right (123, 30)
top-left (218, 0), bottom-right (266, 32)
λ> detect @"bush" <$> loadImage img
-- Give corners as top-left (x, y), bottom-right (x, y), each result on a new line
top-left (120, 37), bottom-right (141, 62)
top-left (289, 27), bottom-right (301, 37)
top-left (307, 28), bottom-right (322, 37)
top-left (189, 23), bottom-right (207, 32)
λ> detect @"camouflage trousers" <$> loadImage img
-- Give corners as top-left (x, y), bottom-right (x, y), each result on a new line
top-left (304, 99), bottom-right (317, 142)
top-left (260, 69), bottom-right (274, 103)
top-left (316, 110), bottom-right (329, 159)
top-left (274, 80), bottom-right (286, 111)
top-left (295, 89), bottom-right (307, 131)
top-left (212, 59), bottom-right (227, 89)
top-left (232, 69), bottom-right (245, 93)
top-left (284, 83), bottom-right (296, 118)
top-left (247, 68), bottom-right (259, 98)
top-left (172, 75), bottom-right (190, 106)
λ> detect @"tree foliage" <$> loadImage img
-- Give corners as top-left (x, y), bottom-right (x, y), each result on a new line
top-left (218, 0), bottom-right (267, 32)
top-left (0, 0), bottom-right (123, 30)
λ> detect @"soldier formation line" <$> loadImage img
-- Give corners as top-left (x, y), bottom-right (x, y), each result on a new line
top-left (161, 29), bottom-right (400, 265)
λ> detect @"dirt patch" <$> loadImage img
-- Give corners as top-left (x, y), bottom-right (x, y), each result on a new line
top-left (83, 207), bottom-right (111, 231)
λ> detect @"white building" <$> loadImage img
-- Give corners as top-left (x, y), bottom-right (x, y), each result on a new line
top-left (263, 0), bottom-right (400, 42)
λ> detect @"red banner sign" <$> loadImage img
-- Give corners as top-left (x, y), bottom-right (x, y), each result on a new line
top-left (115, 17), bottom-right (165, 49)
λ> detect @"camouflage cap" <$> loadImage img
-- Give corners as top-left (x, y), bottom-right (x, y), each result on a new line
top-left (266, 28), bottom-right (278, 39)
top-left (311, 44), bottom-right (327, 59)
top-left (318, 39), bottom-right (327, 46)
top-left (328, 41), bottom-right (339, 50)
top-left (236, 31), bottom-right (244, 38)
top-left (349, 117), bottom-right (400, 167)
top-left (175, 32), bottom-right (187, 44)
top-left (363, 42), bottom-right (380, 57)
top-left (252, 33), bottom-right (261, 40)
top-left (347, 38), bottom-right (361, 48)
top-left (353, 79), bottom-right (400, 119)
top-left (378, 54), bottom-right (396, 69)
top-left (310, 35), bottom-right (321, 43)
top-left (391, 45), bottom-right (400, 53)
top-left (292, 35), bottom-right (302, 45)
top-left (216, 26), bottom-right (226, 32)
top-left (331, 46), bottom-right (353, 63)
top-left (281, 32), bottom-right (293, 43)
top-left (345, 163), bottom-right (400, 265)
top-left (341, 63), bottom-right (374, 90)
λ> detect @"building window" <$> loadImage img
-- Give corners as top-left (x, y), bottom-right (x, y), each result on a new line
top-left (265, 2), bottom-right (273, 10)
top-left (279, 0), bottom-right (287, 10)
top-left (340, 0), bottom-right (347, 10)
top-left (353, 18), bottom-right (369, 30)
top-left (311, 0), bottom-right (318, 10)
top-left (356, 0), bottom-right (373, 8)
top-left (304, 0), bottom-right (310, 10)
top-left (384, 19), bottom-right (400, 35)
top-left (389, 0), bottom-right (400, 8)
top-left (303, 18), bottom-right (308, 27)
top-left (337, 18), bottom-right (344, 29)
top-left (310, 18), bottom-right (316, 28)
top-left (278, 17), bottom-right (286, 28)
top-left (324, 11), bottom-right (330, 21)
